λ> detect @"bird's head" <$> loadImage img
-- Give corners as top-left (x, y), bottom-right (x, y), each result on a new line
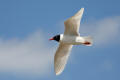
top-left (49, 34), bottom-right (61, 42)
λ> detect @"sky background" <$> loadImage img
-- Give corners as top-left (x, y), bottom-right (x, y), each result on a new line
top-left (0, 0), bottom-right (120, 80)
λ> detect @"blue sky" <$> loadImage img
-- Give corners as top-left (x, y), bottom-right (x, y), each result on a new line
top-left (0, 0), bottom-right (120, 80)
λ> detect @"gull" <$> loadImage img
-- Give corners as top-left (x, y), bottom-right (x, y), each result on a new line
top-left (49, 8), bottom-right (93, 75)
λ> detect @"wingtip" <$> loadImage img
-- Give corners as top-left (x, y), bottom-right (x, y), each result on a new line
top-left (55, 68), bottom-right (63, 76)
top-left (55, 71), bottom-right (61, 76)
top-left (74, 8), bottom-right (84, 17)
top-left (81, 7), bottom-right (84, 9)
top-left (80, 8), bottom-right (84, 11)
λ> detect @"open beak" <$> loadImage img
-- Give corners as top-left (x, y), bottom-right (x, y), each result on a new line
top-left (49, 38), bottom-right (54, 41)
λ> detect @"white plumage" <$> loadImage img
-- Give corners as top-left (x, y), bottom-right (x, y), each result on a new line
top-left (52, 8), bottom-right (93, 75)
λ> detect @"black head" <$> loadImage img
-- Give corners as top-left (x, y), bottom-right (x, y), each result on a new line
top-left (49, 35), bottom-right (60, 42)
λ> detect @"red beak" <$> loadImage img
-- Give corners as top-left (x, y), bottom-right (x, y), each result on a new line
top-left (49, 38), bottom-right (54, 41)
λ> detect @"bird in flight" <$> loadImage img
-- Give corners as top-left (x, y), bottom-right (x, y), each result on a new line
top-left (49, 8), bottom-right (93, 75)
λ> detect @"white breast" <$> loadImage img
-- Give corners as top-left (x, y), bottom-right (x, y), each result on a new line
top-left (60, 35), bottom-right (85, 45)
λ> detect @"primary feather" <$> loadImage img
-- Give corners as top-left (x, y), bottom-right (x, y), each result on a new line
top-left (64, 8), bottom-right (84, 36)
top-left (54, 44), bottom-right (72, 75)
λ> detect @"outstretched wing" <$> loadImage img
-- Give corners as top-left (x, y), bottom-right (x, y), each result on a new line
top-left (54, 43), bottom-right (73, 75)
top-left (64, 8), bottom-right (84, 36)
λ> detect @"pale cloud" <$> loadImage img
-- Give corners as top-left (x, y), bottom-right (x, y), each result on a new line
top-left (81, 16), bottom-right (120, 46)
top-left (0, 31), bottom-right (55, 76)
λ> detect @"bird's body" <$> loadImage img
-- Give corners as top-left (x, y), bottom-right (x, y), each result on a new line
top-left (59, 34), bottom-right (91, 45)
top-left (49, 8), bottom-right (93, 75)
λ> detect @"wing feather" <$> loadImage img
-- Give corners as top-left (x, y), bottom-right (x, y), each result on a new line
top-left (64, 8), bottom-right (84, 36)
top-left (54, 43), bottom-right (73, 75)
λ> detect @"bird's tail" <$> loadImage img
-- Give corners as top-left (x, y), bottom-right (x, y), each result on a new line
top-left (83, 36), bottom-right (93, 46)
